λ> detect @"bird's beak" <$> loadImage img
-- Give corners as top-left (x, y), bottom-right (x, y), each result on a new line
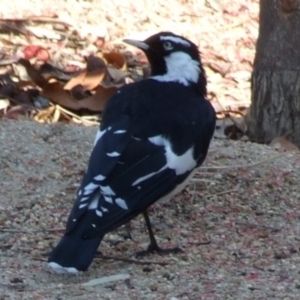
top-left (123, 39), bottom-right (149, 50)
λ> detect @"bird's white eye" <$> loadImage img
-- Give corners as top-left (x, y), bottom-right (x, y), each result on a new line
top-left (163, 41), bottom-right (173, 51)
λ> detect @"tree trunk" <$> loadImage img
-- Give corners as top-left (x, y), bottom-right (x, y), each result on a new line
top-left (246, 0), bottom-right (300, 146)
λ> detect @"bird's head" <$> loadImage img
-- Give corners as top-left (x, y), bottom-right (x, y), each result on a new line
top-left (123, 31), bottom-right (206, 95)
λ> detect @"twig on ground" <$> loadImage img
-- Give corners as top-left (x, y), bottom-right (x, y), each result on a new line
top-left (218, 109), bottom-right (246, 117)
top-left (188, 237), bottom-right (211, 245)
top-left (191, 178), bottom-right (216, 183)
top-left (202, 153), bottom-right (287, 170)
top-left (0, 228), bottom-right (64, 233)
top-left (55, 105), bottom-right (100, 125)
top-left (0, 281), bottom-right (27, 289)
top-left (205, 188), bottom-right (238, 199)
top-left (96, 254), bottom-right (169, 266)
top-left (235, 221), bottom-right (281, 232)
top-left (0, 17), bottom-right (72, 26)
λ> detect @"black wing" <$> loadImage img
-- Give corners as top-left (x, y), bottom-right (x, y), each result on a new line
top-left (66, 80), bottom-right (215, 239)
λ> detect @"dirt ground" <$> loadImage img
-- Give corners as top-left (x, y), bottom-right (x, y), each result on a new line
top-left (2, 1), bottom-right (300, 299)
top-left (1, 120), bottom-right (300, 299)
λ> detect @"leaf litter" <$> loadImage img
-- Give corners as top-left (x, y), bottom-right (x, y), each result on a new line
top-left (0, 0), bottom-right (294, 146)
top-left (1, 0), bottom-right (300, 299)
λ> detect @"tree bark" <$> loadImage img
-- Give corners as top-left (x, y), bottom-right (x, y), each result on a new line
top-left (246, 0), bottom-right (300, 146)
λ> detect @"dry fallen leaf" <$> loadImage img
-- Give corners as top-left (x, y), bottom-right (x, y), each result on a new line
top-left (5, 104), bottom-right (36, 119)
top-left (269, 136), bottom-right (299, 152)
top-left (23, 45), bottom-right (50, 61)
top-left (77, 85), bottom-right (117, 111)
top-left (64, 55), bottom-right (107, 91)
top-left (18, 59), bottom-right (48, 88)
top-left (41, 82), bottom-right (79, 110)
top-left (230, 116), bottom-right (247, 133)
top-left (0, 99), bottom-right (10, 111)
top-left (39, 62), bottom-right (79, 81)
top-left (102, 52), bottom-right (127, 71)
top-left (42, 82), bottom-right (116, 112)
top-left (106, 67), bottom-right (128, 85)
top-left (34, 105), bottom-right (56, 123)
top-left (0, 84), bottom-right (17, 98)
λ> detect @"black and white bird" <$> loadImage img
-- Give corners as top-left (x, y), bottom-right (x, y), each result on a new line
top-left (48, 31), bottom-right (216, 273)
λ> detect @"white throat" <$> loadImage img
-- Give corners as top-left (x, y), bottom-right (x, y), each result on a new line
top-left (152, 52), bottom-right (200, 86)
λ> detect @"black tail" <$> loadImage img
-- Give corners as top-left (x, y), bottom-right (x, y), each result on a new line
top-left (48, 215), bottom-right (104, 273)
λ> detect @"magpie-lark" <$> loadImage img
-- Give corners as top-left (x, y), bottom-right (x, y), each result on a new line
top-left (48, 31), bottom-right (216, 273)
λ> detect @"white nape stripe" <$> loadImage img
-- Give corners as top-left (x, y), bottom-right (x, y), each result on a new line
top-left (106, 151), bottom-right (121, 157)
top-left (92, 224), bottom-right (96, 228)
top-left (100, 185), bottom-right (116, 196)
top-left (152, 52), bottom-right (200, 86)
top-left (94, 129), bottom-right (106, 146)
top-left (160, 35), bottom-right (191, 47)
top-left (94, 174), bottom-right (106, 181)
top-left (115, 198), bottom-right (128, 210)
top-left (149, 135), bottom-right (197, 175)
top-left (114, 130), bottom-right (126, 134)
top-left (132, 165), bottom-right (167, 186)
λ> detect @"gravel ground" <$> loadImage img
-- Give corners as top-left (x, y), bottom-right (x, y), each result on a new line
top-left (1, 119), bottom-right (300, 299)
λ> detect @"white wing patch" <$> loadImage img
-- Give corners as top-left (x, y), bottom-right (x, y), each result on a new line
top-left (106, 151), bottom-right (121, 157)
top-left (160, 35), bottom-right (191, 47)
top-left (131, 136), bottom-right (141, 141)
top-left (88, 193), bottom-right (99, 210)
top-left (165, 145), bottom-right (196, 175)
top-left (100, 206), bottom-right (108, 212)
top-left (149, 135), bottom-right (196, 175)
top-left (94, 129), bottom-right (106, 146)
top-left (148, 136), bottom-right (164, 146)
top-left (95, 210), bottom-right (103, 217)
top-left (100, 185), bottom-right (115, 196)
top-left (83, 182), bottom-right (98, 195)
top-left (152, 52), bottom-right (200, 86)
top-left (80, 196), bottom-right (89, 203)
top-left (79, 203), bottom-right (88, 209)
top-left (132, 165), bottom-right (167, 186)
top-left (114, 130), bottom-right (126, 134)
top-left (94, 174), bottom-right (106, 181)
top-left (104, 195), bottom-right (113, 203)
top-left (115, 198), bottom-right (128, 210)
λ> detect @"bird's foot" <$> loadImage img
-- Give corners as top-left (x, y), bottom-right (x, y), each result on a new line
top-left (136, 242), bottom-right (183, 257)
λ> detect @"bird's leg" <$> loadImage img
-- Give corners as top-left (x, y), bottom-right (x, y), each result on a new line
top-left (143, 210), bottom-right (160, 251)
top-left (136, 210), bottom-right (183, 257)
